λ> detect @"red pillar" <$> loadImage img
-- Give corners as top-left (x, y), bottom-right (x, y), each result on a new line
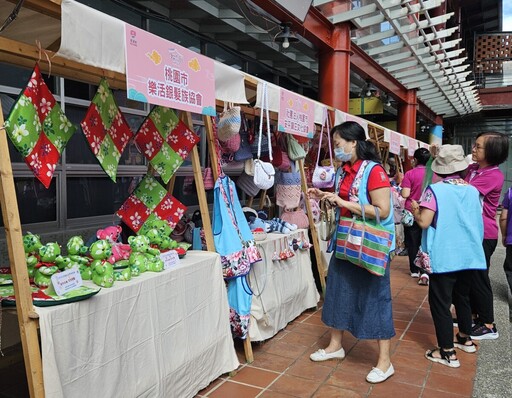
top-left (318, 23), bottom-right (351, 112)
top-left (397, 90), bottom-right (418, 138)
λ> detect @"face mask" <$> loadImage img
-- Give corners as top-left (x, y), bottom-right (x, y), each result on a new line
top-left (334, 147), bottom-right (352, 162)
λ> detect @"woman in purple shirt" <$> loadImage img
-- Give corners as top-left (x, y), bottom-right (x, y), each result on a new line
top-left (465, 131), bottom-right (508, 340)
top-left (401, 148), bottom-right (431, 284)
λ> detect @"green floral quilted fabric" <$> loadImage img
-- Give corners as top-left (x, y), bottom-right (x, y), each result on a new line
top-left (5, 64), bottom-right (76, 188)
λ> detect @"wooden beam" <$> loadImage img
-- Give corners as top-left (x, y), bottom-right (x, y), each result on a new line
top-left (0, 103), bottom-right (45, 397)
top-left (7, 0), bottom-right (62, 20)
top-left (0, 36), bottom-right (126, 89)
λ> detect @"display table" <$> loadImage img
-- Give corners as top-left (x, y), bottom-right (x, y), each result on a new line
top-left (248, 229), bottom-right (320, 341)
top-left (35, 251), bottom-right (239, 398)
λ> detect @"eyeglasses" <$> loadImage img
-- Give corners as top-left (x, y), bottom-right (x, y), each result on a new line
top-left (472, 143), bottom-right (484, 151)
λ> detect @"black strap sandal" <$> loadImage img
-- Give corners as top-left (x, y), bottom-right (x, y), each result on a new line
top-left (454, 333), bottom-right (477, 353)
top-left (425, 348), bottom-right (461, 368)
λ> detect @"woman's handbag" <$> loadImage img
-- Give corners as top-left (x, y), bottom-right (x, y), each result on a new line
top-left (253, 82), bottom-right (275, 190)
top-left (217, 102), bottom-right (241, 142)
top-left (237, 171), bottom-right (260, 197)
top-left (335, 204), bottom-right (393, 276)
top-left (318, 199), bottom-right (337, 241)
top-left (233, 113), bottom-right (253, 161)
top-left (275, 162), bottom-right (302, 209)
top-left (203, 162), bottom-right (215, 190)
top-left (414, 248), bottom-right (432, 274)
top-left (287, 134), bottom-right (306, 161)
top-left (312, 108), bottom-right (335, 189)
top-left (280, 207), bottom-right (309, 229)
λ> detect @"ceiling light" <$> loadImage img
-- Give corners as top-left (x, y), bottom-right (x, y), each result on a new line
top-left (275, 22), bottom-right (299, 49)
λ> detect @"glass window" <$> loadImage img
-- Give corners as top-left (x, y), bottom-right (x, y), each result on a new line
top-left (0, 177), bottom-right (57, 227)
top-left (171, 176), bottom-right (213, 206)
top-left (0, 63), bottom-right (55, 90)
top-left (67, 175), bottom-right (142, 219)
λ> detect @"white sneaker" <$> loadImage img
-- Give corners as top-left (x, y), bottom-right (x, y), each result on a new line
top-left (418, 274), bottom-right (429, 285)
top-left (410, 272), bottom-right (420, 278)
top-left (366, 364), bottom-right (395, 383)
top-left (309, 347), bottom-right (345, 362)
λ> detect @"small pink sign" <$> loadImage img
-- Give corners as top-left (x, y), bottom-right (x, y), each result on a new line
top-left (124, 24), bottom-right (216, 116)
top-left (389, 130), bottom-right (401, 155)
top-left (408, 137), bottom-right (418, 156)
top-left (277, 89), bottom-right (315, 138)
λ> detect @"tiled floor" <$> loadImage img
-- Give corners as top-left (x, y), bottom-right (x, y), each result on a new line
top-left (196, 255), bottom-right (477, 398)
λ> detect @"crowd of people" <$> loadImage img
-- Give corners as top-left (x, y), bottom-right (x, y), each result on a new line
top-left (307, 121), bottom-right (510, 383)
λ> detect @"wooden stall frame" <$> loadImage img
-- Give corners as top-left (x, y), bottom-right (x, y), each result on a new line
top-left (0, 104), bottom-right (45, 397)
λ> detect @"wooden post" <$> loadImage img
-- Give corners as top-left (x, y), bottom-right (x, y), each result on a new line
top-left (0, 102), bottom-right (45, 397)
top-left (298, 158), bottom-right (326, 294)
top-left (180, 112), bottom-right (215, 252)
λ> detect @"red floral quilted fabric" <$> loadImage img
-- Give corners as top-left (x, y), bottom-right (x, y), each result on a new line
top-left (116, 174), bottom-right (187, 235)
top-left (81, 79), bottom-right (133, 181)
top-left (134, 106), bottom-right (200, 184)
top-left (5, 64), bottom-right (76, 188)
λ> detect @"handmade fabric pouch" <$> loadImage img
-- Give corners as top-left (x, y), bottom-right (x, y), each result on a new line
top-left (237, 171), bottom-right (260, 197)
top-left (217, 102), bottom-right (241, 142)
top-left (335, 204), bottom-right (393, 276)
top-left (287, 134), bottom-right (306, 161)
top-left (233, 112), bottom-right (253, 161)
top-left (312, 108), bottom-right (335, 189)
top-left (280, 208), bottom-right (309, 229)
top-left (275, 162), bottom-right (301, 209)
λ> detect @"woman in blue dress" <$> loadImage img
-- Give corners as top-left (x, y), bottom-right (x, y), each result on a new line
top-left (308, 121), bottom-right (395, 384)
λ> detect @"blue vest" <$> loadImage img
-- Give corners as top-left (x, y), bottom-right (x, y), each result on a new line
top-left (344, 161), bottom-right (396, 252)
top-left (422, 182), bottom-right (486, 273)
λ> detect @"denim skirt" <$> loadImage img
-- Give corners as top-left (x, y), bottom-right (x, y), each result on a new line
top-left (321, 256), bottom-right (395, 340)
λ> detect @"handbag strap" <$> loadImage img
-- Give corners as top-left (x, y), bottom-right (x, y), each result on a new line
top-left (258, 82), bottom-right (273, 161)
top-left (316, 107), bottom-right (332, 166)
top-left (359, 203), bottom-right (381, 223)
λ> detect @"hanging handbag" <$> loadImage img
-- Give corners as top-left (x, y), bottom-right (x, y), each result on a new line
top-left (217, 102), bottom-right (241, 142)
top-left (244, 158), bottom-right (255, 176)
top-left (237, 170), bottom-right (261, 197)
top-left (253, 82), bottom-right (275, 190)
top-left (335, 204), bottom-right (393, 277)
top-left (287, 134), bottom-right (307, 161)
top-left (275, 162), bottom-right (302, 209)
top-left (233, 112), bottom-right (253, 161)
top-left (318, 199), bottom-right (337, 241)
top-left (203, 157), bottom-right (215, 190)
top-left (280, 207), bottom-right (309, 229)
top-left (312, 108), bottom-right (335, 189)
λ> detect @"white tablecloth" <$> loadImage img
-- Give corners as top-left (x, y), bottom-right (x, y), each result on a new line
top-left (248, 230), bottom-right (320, 341)
top-left (36, 251), bottom-right (239, 398)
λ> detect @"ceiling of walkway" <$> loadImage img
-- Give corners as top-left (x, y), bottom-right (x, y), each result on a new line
top-left (1, 0), bottom-right (502, 119)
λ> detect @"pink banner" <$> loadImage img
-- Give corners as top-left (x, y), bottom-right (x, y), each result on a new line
top-left (125, 24), bottom-right (216, 116)
top-left (389, 130), bottom-right (401, 155)
top-left (408, 137), bottom-right (418, 157)
top-left (277, 89), bottom-right (315, 138)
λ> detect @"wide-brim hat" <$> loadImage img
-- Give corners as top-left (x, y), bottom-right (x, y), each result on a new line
top-left (431, 144), bottom-right (469, 175)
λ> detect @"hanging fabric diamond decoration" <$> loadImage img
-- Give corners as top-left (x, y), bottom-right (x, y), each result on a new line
top-left (80, 79), bottom-right (133, 181)
top-left (4, 64), bottom-right (77, 188)
top-left (134, 106), bottom-right (200, 184)
top-left (116, 174), bottom-right (187, 235)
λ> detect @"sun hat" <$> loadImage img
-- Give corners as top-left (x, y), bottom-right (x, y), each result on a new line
top-left (431, 144), bottom-right (469, 175)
